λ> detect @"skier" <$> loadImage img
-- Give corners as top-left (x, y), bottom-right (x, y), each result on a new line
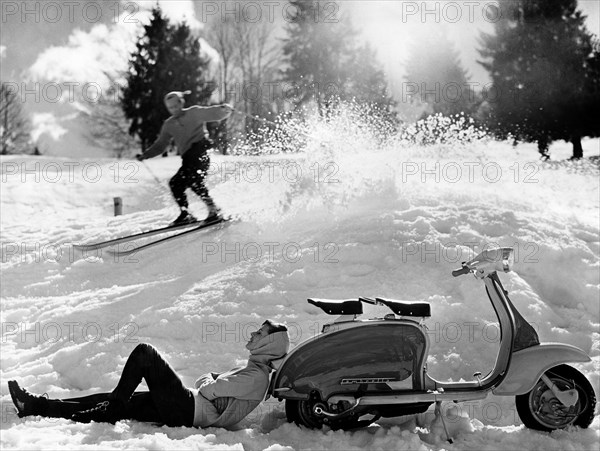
top-left (136, 90), bottom-right (234, 225)
top-left (8, 320), bottom-right (289, 429)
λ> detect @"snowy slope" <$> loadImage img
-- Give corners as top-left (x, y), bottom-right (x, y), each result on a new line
top-left (1, 126), bottom-right (599, 450)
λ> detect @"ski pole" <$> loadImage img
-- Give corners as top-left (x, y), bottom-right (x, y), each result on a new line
top-left (140, 160), bottom-right (161, 185)
top-left (139, 159), bottom-right (171, 196)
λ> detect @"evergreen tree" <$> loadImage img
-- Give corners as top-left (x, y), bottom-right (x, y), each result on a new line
top-left (478, 0), bottom-right (600, 159)
top-left (282, 0), bottom-right (353, 114)
top-left (122, 7), bottom-right (214, 151)
top-left (404, 27), bottom-right (476, 118)
top-left (348, 42), bottom-right (399, 127)
top-left (281, 0), bottom-right (396, 121)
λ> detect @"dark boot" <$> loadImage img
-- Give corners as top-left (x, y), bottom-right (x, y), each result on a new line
top-left (7, 380), bottom-right (49, 417)
top-left (170, 210), bottom-right (197, 226)
top-left (202, 196), bottom-right (223, 223)
top-left (71, 399), bottom-right (125, 424)
top-left (204, 208), bottom-right (223, 223)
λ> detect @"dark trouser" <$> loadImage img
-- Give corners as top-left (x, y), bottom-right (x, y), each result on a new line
top-left (45, 343), bottom-right (195, 427)
top-left (169, 140), bottom-right (217, 211)
top-left (44, 392), bottom-right (162, 423)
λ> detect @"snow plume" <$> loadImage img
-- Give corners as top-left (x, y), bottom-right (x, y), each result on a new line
top-left (397, 113), bottom-right (488, 146)
top-left (228, 101), bottom-right (492, 218)
top-left (224, 101), bottom-right (404, 218)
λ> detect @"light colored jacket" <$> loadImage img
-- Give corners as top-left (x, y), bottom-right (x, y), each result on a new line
top-left (192, 331), bottom-right (289, 428)
top-left (143, 106), bottom-right (229, 158)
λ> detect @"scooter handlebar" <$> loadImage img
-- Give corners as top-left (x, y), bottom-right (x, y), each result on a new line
top-left (452, 265), bottom-right (471, 277)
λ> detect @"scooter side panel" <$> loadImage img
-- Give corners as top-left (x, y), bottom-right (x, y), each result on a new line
top-left (273, 322), bottom-right (427, 401)
top-left (492, 343), bottom-right (591, 396)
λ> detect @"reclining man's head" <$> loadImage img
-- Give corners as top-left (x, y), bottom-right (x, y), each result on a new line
top-left (246, 320), bottom-right (289, 355)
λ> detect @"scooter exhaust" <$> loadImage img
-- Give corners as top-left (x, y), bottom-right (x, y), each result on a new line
top-left (313, 400), bottom-right (361, 419)
top-left (312, 400), bottom-right (383, 429)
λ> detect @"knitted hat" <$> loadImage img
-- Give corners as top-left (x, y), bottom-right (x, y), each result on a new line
top-left (164, 90), bottom-right (191, 102)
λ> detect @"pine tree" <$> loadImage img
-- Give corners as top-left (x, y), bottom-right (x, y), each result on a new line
top-left (281, 0), bottom-right (396, 121)
top-left (404, 26), bottom-right (476, 118)
top-left (282, 0), bottom-right (352, 114)
top-left (347, 42), bottom-right (399, 131)
top-left (122, 7), bottom-right (214, 151)
top-left (478, 0), bottom-right (600, 158)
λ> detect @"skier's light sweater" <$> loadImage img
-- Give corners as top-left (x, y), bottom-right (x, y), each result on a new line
top-left (143, 106), bottom-right (230, 158)
top-left (193, 331), bottom-right (290, 428)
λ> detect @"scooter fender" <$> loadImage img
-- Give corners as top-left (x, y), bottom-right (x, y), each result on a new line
top-left (492, 343), bottom-right (591, 396)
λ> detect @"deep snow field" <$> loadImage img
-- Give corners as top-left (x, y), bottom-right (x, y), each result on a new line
top-left (1, 119), bottom-right (599, 450)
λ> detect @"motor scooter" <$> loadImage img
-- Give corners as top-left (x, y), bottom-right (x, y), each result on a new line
top-left (268, 248), bottom-right (596, 436)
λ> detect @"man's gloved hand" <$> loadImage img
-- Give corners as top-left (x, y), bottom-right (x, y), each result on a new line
top-left (135, 153), bottom-right (145, 161)
top-left (194, 373), bottom-right (215, 389)
top-left (220, 104), bottom-right (234, 116)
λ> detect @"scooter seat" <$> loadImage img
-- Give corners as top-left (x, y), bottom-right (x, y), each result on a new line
top-left (375, 297), bottom-right (431, 317)
top-left (308, 298), bottom-right (363, 315)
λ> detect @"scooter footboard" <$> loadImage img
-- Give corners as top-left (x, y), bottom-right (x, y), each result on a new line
top-left (493, 343), bottom-right (591, 396)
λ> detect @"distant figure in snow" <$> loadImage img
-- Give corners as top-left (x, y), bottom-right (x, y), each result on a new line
top-left (8, 321), bottom-right (289, 429)
top-left (136, 90), bottom-right (234, 226)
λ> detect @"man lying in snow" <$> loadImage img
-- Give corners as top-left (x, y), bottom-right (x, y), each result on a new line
top-left (8, 320), bottom-right (289, 428)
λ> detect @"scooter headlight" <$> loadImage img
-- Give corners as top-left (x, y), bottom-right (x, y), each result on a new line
top-left (501, 248), bottom-right (514, 272)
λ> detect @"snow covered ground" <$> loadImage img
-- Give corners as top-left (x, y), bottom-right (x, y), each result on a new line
top-left (1, 121), bottom-right (599, 450)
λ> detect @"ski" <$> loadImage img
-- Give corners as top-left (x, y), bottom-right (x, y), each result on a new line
top-left (72, 221), bottom-right (202, 252)
top-left (106, 217), bottom-right (232, 257)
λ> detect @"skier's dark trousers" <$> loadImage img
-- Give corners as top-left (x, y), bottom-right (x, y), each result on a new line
top-left (169, 139), bottom-right (214, 213)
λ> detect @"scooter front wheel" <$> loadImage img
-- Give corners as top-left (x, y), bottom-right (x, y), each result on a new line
top-left (516, 364), bottom-right (596, 431)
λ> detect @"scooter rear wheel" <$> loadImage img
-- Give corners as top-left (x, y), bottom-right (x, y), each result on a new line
top-left (285, 399), bottom-right (376, 430)
top-left (516, 364), bottom-right (596, 432)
